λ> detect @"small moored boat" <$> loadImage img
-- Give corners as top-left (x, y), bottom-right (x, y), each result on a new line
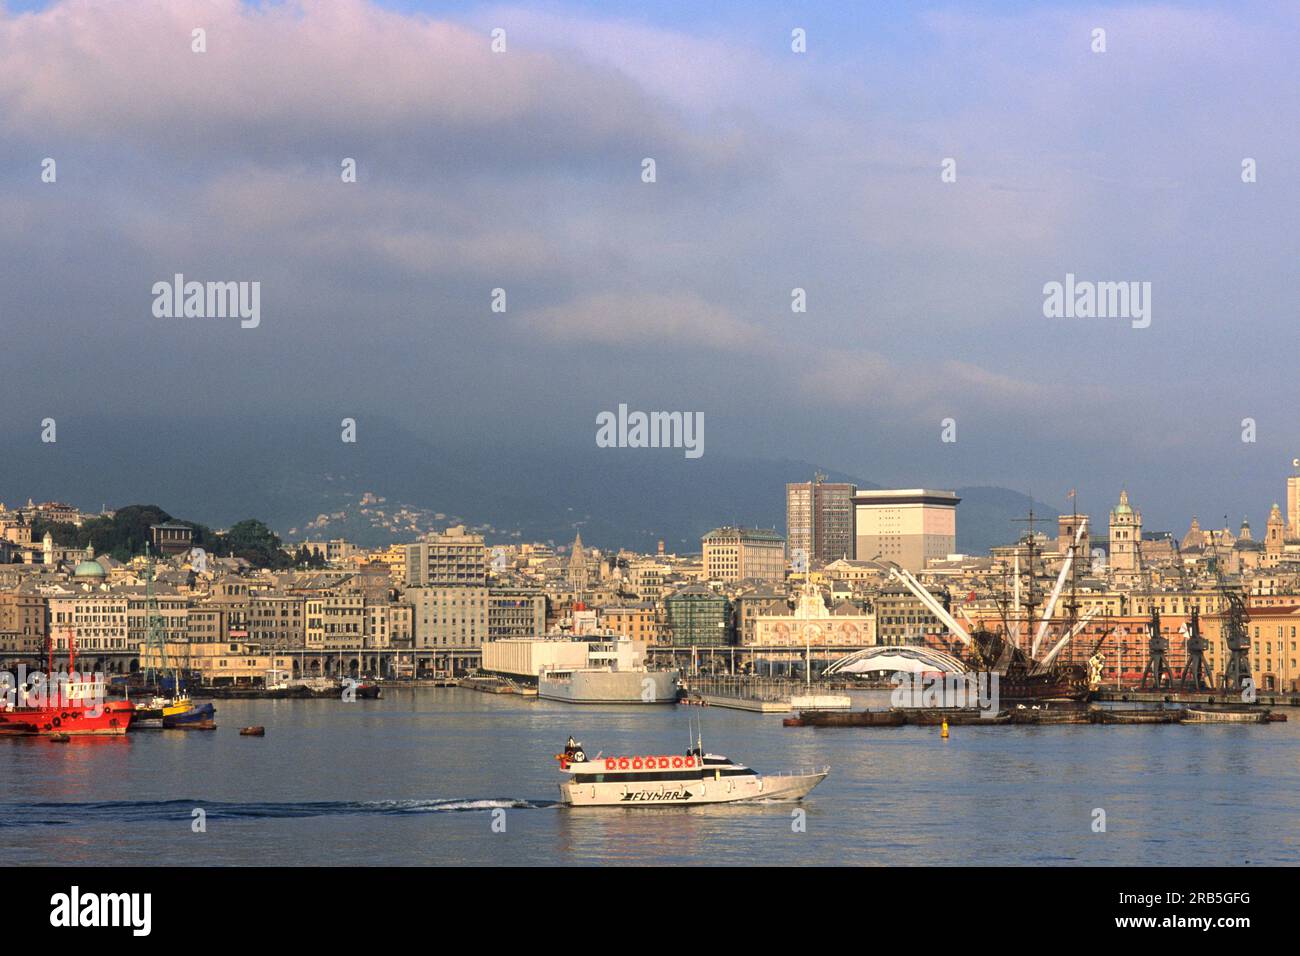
top-left (163, 702), bottom-right (216, 730)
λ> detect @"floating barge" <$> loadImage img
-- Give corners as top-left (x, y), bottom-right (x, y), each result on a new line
top-left (1182, 707), bottom-right (1270, 723)
top-left (1093, 708), bottom-right (1179, 724)
top-left (789, 704), bottom-right (1276, 728)
top-left (792, 707), bottom-right (1010, 727)
top-left (1009, 706), bottom-right (1093, 725)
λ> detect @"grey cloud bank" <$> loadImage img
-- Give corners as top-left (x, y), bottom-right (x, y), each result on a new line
top-left (0, 0), bottom-right (1296, 533)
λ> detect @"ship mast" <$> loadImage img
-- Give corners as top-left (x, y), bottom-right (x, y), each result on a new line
top-left (1011, 510), bottom-right (1042, 653)
top-left (143, 544), bottom-right (169, 691)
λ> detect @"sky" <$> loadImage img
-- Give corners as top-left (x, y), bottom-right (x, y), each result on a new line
top-left (0, 0), bottom-right (1297, 535)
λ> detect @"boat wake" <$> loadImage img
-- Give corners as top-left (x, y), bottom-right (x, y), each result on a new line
top-left (0, 797), bottom-right (558, 827)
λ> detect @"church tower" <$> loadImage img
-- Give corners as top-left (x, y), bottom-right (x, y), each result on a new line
top-left (1109, 489), bottom-right (1141, 578)
top-left (567, 532), bottom-right (589, 591)
top-left (1266, 503), bottom-right (1284, 557)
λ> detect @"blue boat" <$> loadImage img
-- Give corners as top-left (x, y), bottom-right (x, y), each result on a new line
top-left (162, 702), bottom-right (217, 730)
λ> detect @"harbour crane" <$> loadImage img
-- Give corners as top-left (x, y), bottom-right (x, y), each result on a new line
top-left (1170, 538), bottom-right (1211, 691)
top-left (1136, 538), bottom-right (1174, 691)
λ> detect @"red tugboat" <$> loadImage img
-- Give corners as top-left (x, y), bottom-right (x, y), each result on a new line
top-left (0, 631), bottom-right (134, 737)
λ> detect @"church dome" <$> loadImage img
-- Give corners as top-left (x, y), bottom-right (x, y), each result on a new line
top-left (73, 559), bottom-right (106, 578)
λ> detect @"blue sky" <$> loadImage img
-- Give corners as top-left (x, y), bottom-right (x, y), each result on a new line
top-left (0, 0), bottom-right (1297, 534)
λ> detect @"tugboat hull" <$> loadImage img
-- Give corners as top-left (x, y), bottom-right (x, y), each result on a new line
top-left (163, 702), bottom-right (217, 730)
top-left (0, 700), bottom-right (133, 736)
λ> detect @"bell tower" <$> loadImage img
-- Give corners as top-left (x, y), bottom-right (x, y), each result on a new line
top-left (1109, 489), bottom-right (1141, 579)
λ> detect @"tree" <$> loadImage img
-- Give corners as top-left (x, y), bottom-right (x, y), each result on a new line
top-left (220, 519), bottom-right (293, 569)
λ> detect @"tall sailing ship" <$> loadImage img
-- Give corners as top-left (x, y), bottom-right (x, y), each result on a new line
top-left (874, 508), bottom-right (1095, 703)
top-left (968, 509), bottom-right (1094, 702)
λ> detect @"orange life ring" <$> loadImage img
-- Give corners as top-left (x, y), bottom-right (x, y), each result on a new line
top-left (632, 758), bottom-right (643, 769)
top-left (606, 759), bottom-right (617, 771)
top-left (658, 757), bottom-right (670, 769)
top-left (618, 758), bottom-right (629, 770)
top-left (672, 757), bottom-right (683, 768)
top-left (685, 757), bottom-right (695, 768)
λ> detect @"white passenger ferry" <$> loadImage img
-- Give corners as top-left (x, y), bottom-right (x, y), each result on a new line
top-left (555, 736), bottom-right (828, 806)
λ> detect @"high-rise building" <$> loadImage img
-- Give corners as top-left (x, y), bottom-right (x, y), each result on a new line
top-left (488, 588), bottom-right (547, 640)
top-left (852, 489), bottom-right (959, 572)
top-left (786, 476), bottom-right (856, 565)
top-left (664, 584), bottom-right (733, 646)
top-left (1287, 472), bottom-right (1300, 537)
top-left (405, 526), bottom-right (487, 587)
top-left (702, 527), bottom-right (786, 582)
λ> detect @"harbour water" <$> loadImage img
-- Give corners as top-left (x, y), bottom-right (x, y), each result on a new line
top-left (3, 688), bottom-right (1298, 866)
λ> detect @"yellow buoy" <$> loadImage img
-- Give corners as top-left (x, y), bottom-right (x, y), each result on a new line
top-left (941, 718), bottom-right (949, 739)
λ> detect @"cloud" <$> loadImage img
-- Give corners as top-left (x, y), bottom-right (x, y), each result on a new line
top-left (0, 0), bottom-right (1296, 532)
top-left (512, 291), bottom-right (764, 350)
top-left (0, 0), bottom-right (733, 174)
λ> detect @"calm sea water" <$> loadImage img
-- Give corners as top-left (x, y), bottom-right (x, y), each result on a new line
top-left (2, 688), bottom-right (1297, 866)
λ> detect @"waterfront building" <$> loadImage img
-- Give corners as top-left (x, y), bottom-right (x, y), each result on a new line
top-left (750, 581), bottom-right (875, 649)
top-left (248, 592), bottom-right (306, 647)
top-left (1243, 601), bottom-right (1300, 692)
top-left (0, 590), bottom-right (47, 664)
top-left (48, 591), bottom-right (129, 657)
top-left (140, 639), bottom-right (296, 686)
top-left (786, 476), bottom-right (856, 565)
top-left (305, 593), bottom-right (366, 650)
top-left (733, 584), bottom-right (789, 646)
top-left (852, 489), bottom-right (959, 572)
top-left (598, 603), bottom-right (661, 644)
top-left (664, 583), bottom-right (733, 646)
top-left (488, 588), bottom-right (547, 640)
top-left (405, 526), bottom-right (487, 586)
top-left (364, 600), bottom-right (413, 649)
top-left (480, 636), bottom-right (591, 677)
top-left (124, 587), bottom-right (189, 647)
top-left (873, 582), bottom-right (946, 645)
top-left (186, 605), bottom-right (228, 644)
top-left (702, 527), bottom-right (785, 583)
top-left (407, 584), bottom-right (489, 670)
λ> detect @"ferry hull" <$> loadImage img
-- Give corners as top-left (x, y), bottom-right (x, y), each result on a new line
top-left (560, 771), bottom-right (827, 807)
top-left (539, 669), bottom-right (679, 704)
